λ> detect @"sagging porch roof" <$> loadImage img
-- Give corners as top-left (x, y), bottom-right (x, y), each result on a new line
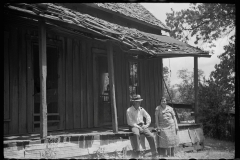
top-left (5, 3), bottom-right (211, 58)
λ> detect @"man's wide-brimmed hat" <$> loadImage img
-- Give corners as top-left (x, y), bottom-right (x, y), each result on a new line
top-left (131, 94), bottom-right (143, 101)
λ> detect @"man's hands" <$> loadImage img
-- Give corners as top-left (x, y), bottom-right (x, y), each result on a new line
top-left (141, 125), bottom-right (148, 129)
top-left (138, 126), bottom-right (143, 132)
top-left (137, 124), bottom-right (147, 132)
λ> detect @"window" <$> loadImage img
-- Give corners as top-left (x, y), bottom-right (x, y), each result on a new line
top-left (129, 61), bottom-right (139, 97)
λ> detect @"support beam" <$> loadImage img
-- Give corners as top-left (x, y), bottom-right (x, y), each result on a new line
top-left (107, 40), bottom-right (118, 133)
top-left (194, 56), bottom-right (199, 123)
top-left (39, 19), bottom-right (47, 138)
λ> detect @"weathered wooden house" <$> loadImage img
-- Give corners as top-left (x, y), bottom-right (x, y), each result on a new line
top-left (4, 3), bottom-right (210, 141)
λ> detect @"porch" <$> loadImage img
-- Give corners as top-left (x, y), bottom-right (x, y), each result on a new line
top-left (4, 123), bottom-right (204, 159)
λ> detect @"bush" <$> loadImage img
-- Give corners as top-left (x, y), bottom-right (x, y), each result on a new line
top-left (198, 81), bottom-right (234, 141)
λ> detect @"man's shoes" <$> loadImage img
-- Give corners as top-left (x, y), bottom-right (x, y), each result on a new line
top-left (132, 150), bottom-right (140, 158)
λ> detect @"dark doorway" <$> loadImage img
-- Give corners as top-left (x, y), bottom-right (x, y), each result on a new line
top-left (96, 55), bottom-right (112, 126)
top-left (33, 44), bottom-right (60, 132)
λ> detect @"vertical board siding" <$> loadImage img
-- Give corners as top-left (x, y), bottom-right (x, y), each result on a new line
top-left (87, 41), bottom-right (94, 128)
top-left (27, 34), bottom-right (34, 133)
top-left (92, 52), bottom-right (98, 127)
top-left (81, 40), bottom-right (88, 128)
top-left (4, 31), bottom-right (10, 135)
top-left (116, 49), bottom-right (123, 125)
top-left (4, 31), bottom-right (10, 121)
top-left (9, 27), bottom-right (19, 134)
top-left (157, 58), bottom-right (163, 103)
top-left (121, 52), bottom-right (127, 124)
top-left (4, 24), bottom-right (165, 134)
top-left (151, 60), bottom-right (155, 116)
top-left (153, 59), bottom-right (159, 125)
top-left (143, 61), bottom-right (150, 113)
top-left (125, 54), bottom-right (130, 118)
top-left (148, 61), bottom-right (152, 112)
top-left (58, 37), bottom-right (66, 130)
top-left (154, 59), bottom-right (160, 107)
top-left (73, 39), bottom-right (81, 129)
top-left (18, 28), bottom-right (27, 134)
top-left (159, 58), bottom-right (163, 98)
top-left (66, 38), bottom-right (73, 129)
top-left (139, 60), bottom-right (146, 112)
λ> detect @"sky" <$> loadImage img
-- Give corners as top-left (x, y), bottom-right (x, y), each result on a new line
top-left (140, 3), bottom-right (230, 86)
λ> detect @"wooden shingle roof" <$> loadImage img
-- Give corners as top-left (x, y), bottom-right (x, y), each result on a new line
top-left (90, 3), bottom-right (170, 32)
top-left (4, 3), bottom-right (210, 58)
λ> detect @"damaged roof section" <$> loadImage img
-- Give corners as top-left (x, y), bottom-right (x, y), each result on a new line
top-left (5, 3), bottom-right (210, 58)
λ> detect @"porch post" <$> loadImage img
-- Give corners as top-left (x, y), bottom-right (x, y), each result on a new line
top-left (107, 40), bottom-right (118, 133)
top-left (194, 56), bottom-right (199, 123)
top-left (39, 19), bottom-right (47, 138)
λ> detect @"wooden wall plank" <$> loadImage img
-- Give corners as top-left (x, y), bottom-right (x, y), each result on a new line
top-left (4, 31), bottom-right (10, 122)
top-left (9, 27), bottom-right (19, 134)
top-left (73, 39), bottom-right (81, 129)
top-left (139, 60), bottom-right (146, 112)
top-left (81, 39), bottom-right (88, 128)
top-left (159, 58), bottom-right (164, 98)
top-left (27, 33), bottom-right (34, 133)
top-left (115, 49), bottom-right (123, 125)
top-left (157, 58), bottom-right (163, 103)
top-left (148, 60), bottom-right (155, 119)
top-left (154, 59), bottom-right (160, 115)
top-left (153, 59), bottom-right (158, 109)
top-left (87, 41), bottom-right (94, 128)
top-left (58, 37), bottom-right (66, 130)
top-left (66, 38), bottom-right (73, 129)
top-left (154, 59), bottom-right (160, 106)
top-left (4, 30), bottom-right (10, 135)
top-left (121, 51), bottom-right (127, 124)
top-left (92, 52), bottom-right (98, 127)
top-left (125, 54), bottom-right (130, 120)
top-left (144, 61), bottom-right (150, 114)
top-left (4, 122), bottom-right (9, 135)
top-left (18, 28), bottom-right (27, 134)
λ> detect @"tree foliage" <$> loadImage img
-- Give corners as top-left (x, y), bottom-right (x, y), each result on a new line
top-left (165, 3), bottom-right (235, 46)
top-left (175, 68), bottom-right (204, 104)
top-left (198, 78), bottom-right (234, 140)
top-left (198, 39), bottom-right (235, 140)
top-left (210, 37), bottom-right (235, 105)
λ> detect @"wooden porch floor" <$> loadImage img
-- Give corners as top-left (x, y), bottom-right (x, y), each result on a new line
top-left (4, 123), bottom-right (203, 159)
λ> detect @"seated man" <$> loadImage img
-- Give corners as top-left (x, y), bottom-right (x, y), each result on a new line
top-left (126, 94), bottom-right (158, 158)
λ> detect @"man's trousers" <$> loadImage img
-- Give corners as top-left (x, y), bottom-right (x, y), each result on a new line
top-left (129, 126), bottom-right (157, 155)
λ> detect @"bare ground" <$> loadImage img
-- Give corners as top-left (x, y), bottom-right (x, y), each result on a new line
top-left (77, 137), bottom-right (235, 159)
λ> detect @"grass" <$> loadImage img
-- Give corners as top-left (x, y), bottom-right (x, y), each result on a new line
top-left (174, 137), bottom-right (235, 159)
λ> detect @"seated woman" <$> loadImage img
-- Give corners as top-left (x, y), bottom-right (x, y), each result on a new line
top-left (155, 97), bottom-right (179, 157)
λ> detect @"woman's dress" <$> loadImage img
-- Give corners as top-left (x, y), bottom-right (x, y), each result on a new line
top-left (155, 105), bottom-right (179, 148)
